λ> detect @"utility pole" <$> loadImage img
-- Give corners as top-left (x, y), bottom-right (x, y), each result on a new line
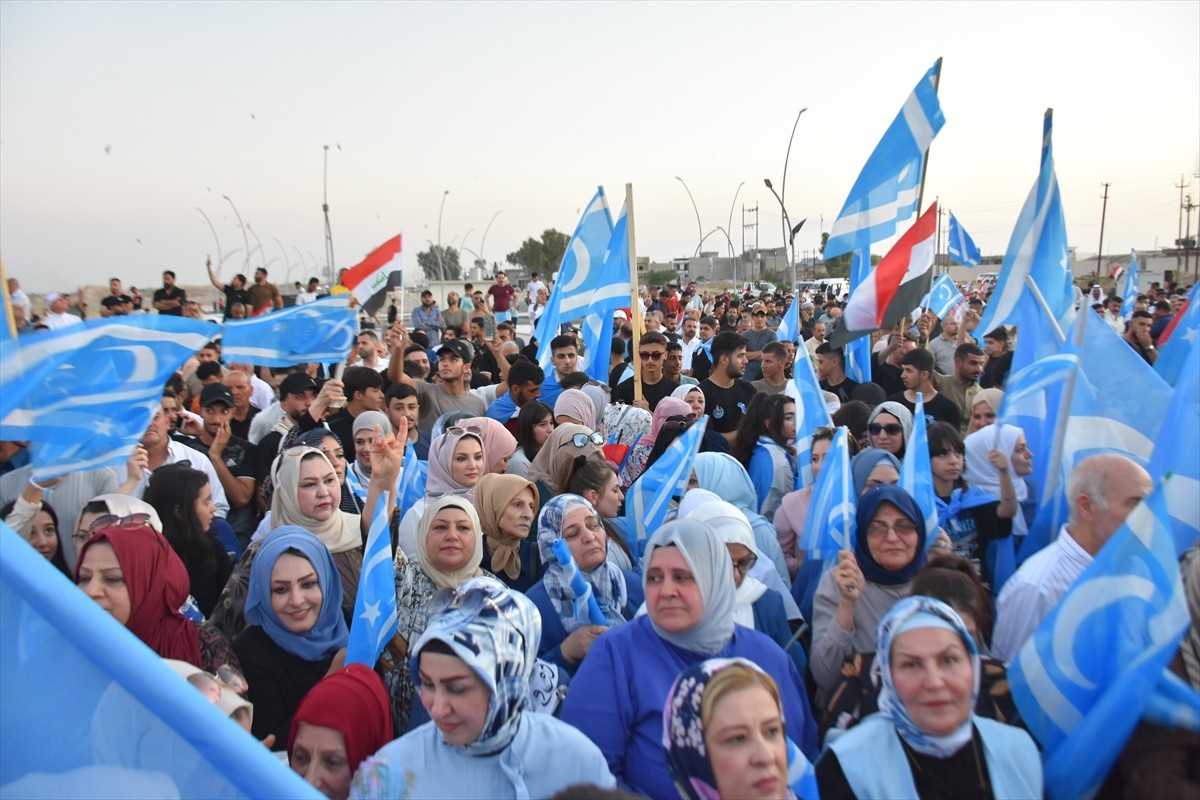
top-left (322, 146), bottom-right (336, 286)
top-left (1176, 174), bottom-right (1188, 273)
top-left (1185, 194), bottom-right (1196, 279)
top-left (742, 204), bottom-right (759, 284)
top-left (1096, 182), bottom-right (1110, 278)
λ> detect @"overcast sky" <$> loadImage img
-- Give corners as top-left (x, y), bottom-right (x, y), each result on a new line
top-left (2, 0), bottom-right (1197, 292)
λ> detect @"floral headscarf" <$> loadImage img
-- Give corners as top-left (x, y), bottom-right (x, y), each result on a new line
top-left (536, 494), bottom-right (627, 632)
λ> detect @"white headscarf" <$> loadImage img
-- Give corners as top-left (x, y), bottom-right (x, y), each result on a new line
top-left (684, 500), bottom-right (767, 629)
top-left (643, 519), bottom-right (735, 655)
top-left (963, 424), bottom-right (1029, 536)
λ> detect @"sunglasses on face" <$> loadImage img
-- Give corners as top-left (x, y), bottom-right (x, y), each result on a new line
top-left (569, 431), bottom-right (605, 448)
top-left (868, 423), bottom-right (904, 437)
top-left (638, 351), bottom-right (665, 361)
top-left (661, 414), bottom-right (696, 432)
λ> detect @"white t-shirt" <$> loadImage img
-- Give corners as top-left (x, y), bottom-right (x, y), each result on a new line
top-left (44, 311), bottom-right (83, 330)
top-left (295, 289), bottom-right (319, 305)
top-left (526, 279), bottom-right (546, 303)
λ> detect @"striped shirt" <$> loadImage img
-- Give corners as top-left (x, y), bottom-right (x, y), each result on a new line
top-left (991, 526), bottom-right (1093, 664)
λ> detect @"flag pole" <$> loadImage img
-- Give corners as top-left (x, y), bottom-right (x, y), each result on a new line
top-left (626, 183), bottom-right (643, 405)
top-left (914, 57), bottom-right (943, 217)
top-left (1022, 274), bottom-right (1067, 344)
top-left (0, 255), bottom-right (16, 338)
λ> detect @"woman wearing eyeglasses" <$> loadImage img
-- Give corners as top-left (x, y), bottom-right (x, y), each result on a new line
top-left (866, 402), bottom-right (913, 460)
top-left (396, 425), bottom-right (488, 559)
top-left (619, 397), bottom-right (694, 489)
top-left (475, 473), bottom-right (542, 592)
top-left (353, 578), bottom-right (614, 799)
top-left (233, 526), bottom-right (349, 750)
top-left (526, 422), bottom-right (604, 508)
top-left (561, 518), bottom-right (817, 798)
top-left (810, 485), bottom-right (928, 703)
top-left (527, 495), bottom-right (642, 677)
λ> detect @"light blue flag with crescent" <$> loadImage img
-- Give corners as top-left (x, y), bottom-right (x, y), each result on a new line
top-left (624, 415), bottom-right (708, 563)
top-left (775, 295), bottom-right (802, 345)
top-left (785, 340), bottom-right (833, 489)
top-left (0, 521), bottom-right (320, 799)
top-left (1120, 249), bottom-right (1139, 318)
top-left (946, 211), bottom-right (981, 267)
top-left (346, 490), bottom-right (399, 668)
top-left (900, 392), bottom-right (939, 547)
top-left (922, 274), bottom-right (965, 321)
top-left (396, 441), bottom-right (428, 512)
top-left (0, 316), bottom-right (214, 480)
top-left (535, 188), bottom-right (615, 370)
top-left (1147, 338), bottom-right (1200, 556)
top-left (843, 248), bottom-right (873, 383)
top-left (799, 427), bottom-right (855, 567)
top-left (823, 60), bottom-right (945, 259)
top-left (1008, 478), bottom-right (1190, 800)
top-left (219, 295), bottom-right (357, 367)
top-left (977, 111), bottom-right (1073, 335)
top-left (582, 200), bottom-right (631, 382)
top-left (1153, 283), bottom-right (1198, 387)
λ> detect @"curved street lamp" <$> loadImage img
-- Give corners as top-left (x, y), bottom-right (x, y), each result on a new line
top-left (675, 176), bottom-right (704, 258)
top-left (222, 195), bottom-right (251, 273)
top-left (436, 190), bottom-right (450, 287)
top-left (480, 209), bottom-right (503, 271)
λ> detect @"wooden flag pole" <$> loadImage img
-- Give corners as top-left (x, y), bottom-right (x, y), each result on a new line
top-left (626, 183), bottom-right (643, 405)
top-left (0, 255), bottom-right (17, 339)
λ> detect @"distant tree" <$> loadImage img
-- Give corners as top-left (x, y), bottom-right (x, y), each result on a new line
top-left (643, 269), bottom-right (677, 287)
top-left (506, 229), bottom-right (570, 275)
top-left (417, 245), bottom-right (462, 283)
top-left (820, 232), bottom-right (853, 279)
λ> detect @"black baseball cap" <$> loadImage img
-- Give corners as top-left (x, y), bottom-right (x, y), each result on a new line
top-left (200, 384), bottom-right (234, 408)
top-left (436, 339), bottom-right (473, 362)
top-left (280, 373), bottom-right (318, 399)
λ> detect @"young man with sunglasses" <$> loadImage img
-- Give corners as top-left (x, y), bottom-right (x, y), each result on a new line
top-left (389, 324), bottom-right (510, 432)
top-left (611, 331), bottom-right (679, 412)
top-left (700, 331), bottom-right (756, 444)
top-left (741, 304), bottom-right (778, 382)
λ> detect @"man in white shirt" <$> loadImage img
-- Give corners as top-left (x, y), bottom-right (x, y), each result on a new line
top-left (525, 271), bottom-right (546, 307)
top-left (42, 292), bottom-right (84, 330)
top-left (296, 277), bottom-right (320, 305)
top-left (131, 397), bottom-right (230, 519)
top-left (679, 315), bottom-right (702, 372)
top-left (990, 454), bottom-right (1152, 664)
top-left (7, 277), bottom-right (30, 319)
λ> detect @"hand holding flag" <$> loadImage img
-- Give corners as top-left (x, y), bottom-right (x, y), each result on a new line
top-left (550, 540), bottom-right (607, 627)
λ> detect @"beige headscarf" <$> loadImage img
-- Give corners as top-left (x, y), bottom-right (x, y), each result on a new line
top-left (525, 423), bottom-right (601, 493)
top-left (972, 387), bottom-right (1005, 413)
top-left (475, 474), bottom-right (539, 580)
top-left (416, 495), bottom-right (485, 589)
top-left (271, 447), bottom-right (361, 554)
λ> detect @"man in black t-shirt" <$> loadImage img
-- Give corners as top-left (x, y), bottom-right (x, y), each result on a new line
top-left (888, 348), bottom-right (962, 429)
top-left (100, 277), bottom-right (133, 316)
top-left (815, 342), bottom-right (860, 404)
top-left (611, 331), bottom-right (679, 411)
top-left (152, 270), bottom-right (186, 316)
top-left (700, 331), bottom-right (756, 444)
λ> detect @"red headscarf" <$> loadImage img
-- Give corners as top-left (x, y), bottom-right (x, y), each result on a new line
top-left (288, 664), bottom-right (394, 772)
top-left (76, 524), bottom-right (202, 667)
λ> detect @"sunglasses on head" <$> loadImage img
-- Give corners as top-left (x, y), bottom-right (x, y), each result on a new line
top-left (425, 488), bottom-right (473, 500)
top-left (868, 423), bottom-right (904, 437)
top-left (662, 414), bottom-right (696, 432)
top-left (88, 512), bottom-right (152, 534)
top-left (568, 431), bottom-right (605, 448)
top-left (445, 425), bottom-right (484, 438)
top-left (638, 351), bottom-right (664, 361)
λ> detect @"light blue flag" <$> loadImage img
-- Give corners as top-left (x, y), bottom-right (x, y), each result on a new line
top-left (0, 521), bottom-right (319, 799)
top-left (977, 111), bottom-right (1073, 334)
top-left (799, 427), bottom-right (855, 566)
top-left (1120, 249), bottom-right (1139, 317)
top-left (1147, 337), bottom-right (1200, 556)
top-left (785, 341), bottom-right (833, 489)
top-left (900, 392), bottom-right (939, 547)
top-left (843, 248), bottom-right (874, 384)
top-left (346, 491), bottom-right (399, 668)
top-left (550, 540), bottom-right (607, 627)
top-left (624, 416), bottom-right (708, 562)
top-left (1008, 479), bottom-right (1190, 800)
top-left (946, 211), bottom-right (982, 267)
top-left (397, 442), bottom-right (429, 512)
top-left (535, 188), bottom-right (615, 370)
top-left (1152, 284), bottom-right (1198, 387)
top-left (0, 316), bottom-right (214, 480)
top-left (922, 274), bottom-right (965, 320)
top-left (775, 295), bottom-right (802, 344)
top-left (823, 60), bottom-right (945, 259)
top-left (582, 201), bottom-right (630, 382)
top-left (219, 295), bottom-right (357, 367)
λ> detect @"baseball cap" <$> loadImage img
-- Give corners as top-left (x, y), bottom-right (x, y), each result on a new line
top-left (613, 310), bottom-right (628, 320)
top-left (45, 292), bottom-right (63, 304)
top-left (437, 339), bottom-right (473, 362)
top-left (279, 373), bottom-right (318, 399)
top-left (200, 383), bottom-right (234, 408)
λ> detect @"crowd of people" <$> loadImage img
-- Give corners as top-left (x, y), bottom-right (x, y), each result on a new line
top-left (2, 265), bottom-right (1196, 800)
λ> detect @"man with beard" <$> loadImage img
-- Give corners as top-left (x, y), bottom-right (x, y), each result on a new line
top-left (700, 331), bottom-right (756, 443)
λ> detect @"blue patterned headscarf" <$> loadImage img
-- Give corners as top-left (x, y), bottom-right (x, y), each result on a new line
top-left (536, 494), bottom-right (628, 632)
top-left (854, 484), bottom-right (928, 586)
top-left (411, 577), bottom-right (541, 756)
top-left (643, 519), bottom-right (735, 655)
top-left (663, 657), bottom-right (818, 800)
top-left (245, 526), bottom-right (349, 661)
top-left (876, 596), bottom-right (981, 758)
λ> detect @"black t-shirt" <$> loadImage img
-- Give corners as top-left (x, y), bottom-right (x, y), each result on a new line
top-left (980, 351), bottom-right (1013, 389)
top-left (820, 376), bottom-right (860, 405)
top-left (229, 406), bottom-right (259, 443)
top-left (611, 376), bottom-right (680, 412)
top-left (153, 286), bottom-right (186, 316)
top-left (179, 434), bottom-right (260, 540)
top-left (222, 285), bottom-right (254, 319)
top-left (690, 348), bottom-right (713, 383)
top-left (887, 391), bottom-right (962, 429)
top-left (937, 492), bottom-right (1012, 582)
top-left (872, 356), bottom-right (906, 397)
top-left (700, 378), bottom-right (756, 434)
top-left (100, 294), bottom-right (132, 314)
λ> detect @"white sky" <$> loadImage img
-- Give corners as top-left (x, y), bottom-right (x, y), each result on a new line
top-left (2, 0), bottom-right (1197, 292)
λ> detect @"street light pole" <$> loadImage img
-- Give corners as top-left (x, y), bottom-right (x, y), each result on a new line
top-left (480, 209), bottom-right (503, 274)
top-left (675, 176), bottom-right (704, 258)
top-left (436, 190), bottom-right (449, 289)
top-left (222, 195), bottom-right (250, 273)
top-left (779, 106), bottom-right (807, 290)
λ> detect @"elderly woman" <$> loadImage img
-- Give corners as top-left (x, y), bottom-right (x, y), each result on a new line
top-left (527, 494), bottom-right (643, 676)
top-left (352, 578), bottom-right (614, 798)
top-left (565, 456), bottom-right (635, 572)
top-left (234, 526), bottom-right (349, 749)
top-left (561, 518), bottom-right (818, 798)
top-left (475, 473), bottom-right (542, 592)
top-left (866, 402), bottom-right (913, 460)
top-left (815, 597), bottom-right (1041, 799)
top-left (664, 658), bottom-right (818, 800)
top-left (288, 665), bottom-right (394, 800)
top-left (396, 426), bottom-right (487, 559)
top-left (387, 496), bottom-right (490, 732)
top-left (810, 485), bottom-right (927, 701)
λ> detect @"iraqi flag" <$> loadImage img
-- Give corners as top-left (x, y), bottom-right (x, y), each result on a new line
top-left (342, 235), bottom-right (402, 306)
top-left (829, 203), bottom-right (937, 347)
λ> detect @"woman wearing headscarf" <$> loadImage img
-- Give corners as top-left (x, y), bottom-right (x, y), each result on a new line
top-left (580, 383), bottom-right (610, 432)
top-left (526, 422), bottom-right (603, 507)
top-left (527, 494), bottom-right (642, 676)
top-left (458, 416), bottom-right (518, 475)
top-left (72, 493), bottom-right (165, 555)
top-left (664, 658), bottom-right (819, 800)
top-left (288, 665), bottom-right (394, 800)
top-left (964, 422), bottom-right (1035, 542)
top-left (566, 455), bottom-right (635, 572)
top-left (387, 496), bottom-right (489, 732)
top-left (866, 401), bottom-right (913, 460)
top-left (234, 526), bottom-right (349, 749)
top-left (671, 383), bottom-right (730, 454)
top-left (347, 411), bottom-right (392, 497)
top-left (396, 426), bottom-right (487, 558)
top-left (966, 388), bottom-right (1004, 435)
top-left (850, 448), bottom-right (902, 498)
top-left (815, 597), bottom-right (1041, 799)
top-left (561, 519), bottom-right (818, 799)
top-left (774, 427), bottom-right (837, 580)
top-left (620, 397), bottom-right (694, 489)
top-left (553, 388), bottom-right (598, 428)
top-left (810, 484), bottom-right (927, 702)
top-left (691, 452), bottom-right (790, 582)
top-left (353, 578), bottom-right (614, 799)
top-left (475, 473), bottom-right (542, 592)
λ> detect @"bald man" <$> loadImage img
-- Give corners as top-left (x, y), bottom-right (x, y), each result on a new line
top-left (990, 454), bottom-right (1153, 663)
